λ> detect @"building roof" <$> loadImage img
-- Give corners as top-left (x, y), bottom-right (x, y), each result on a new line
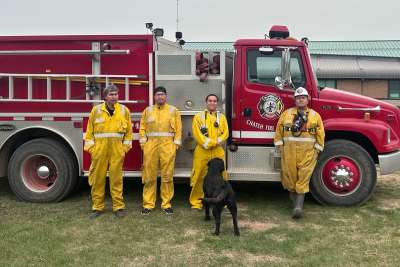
top-left (312, 56), bottom-right (400, 79)
top-left (184, 40), bottom-right (400, 58)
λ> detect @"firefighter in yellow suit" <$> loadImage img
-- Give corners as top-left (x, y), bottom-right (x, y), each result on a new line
top-left (274, 87), bottom-right (325, 219)
top-left (139, 86), bottom-right (182, 215)
top-left (84, 84), bottom-right (133, 219)
top-left (190, 94), bottom-right (229, 210)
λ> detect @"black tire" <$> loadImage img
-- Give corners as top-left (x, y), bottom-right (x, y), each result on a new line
top-left (310, 139), bottom-right (377, 206)
top-left (7, 138), bottom-right (78, 202)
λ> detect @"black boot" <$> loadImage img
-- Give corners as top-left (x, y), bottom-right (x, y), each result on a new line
top-left (289, 191), bottom-right (296, 207)
top-left (292, 193), bottom-right (305, 220)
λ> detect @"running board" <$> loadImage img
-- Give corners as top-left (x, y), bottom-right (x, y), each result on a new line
top-left (82, 145), bottom-right (283, 182)
top-left (82, 169), bottom-right (192, 178)
top-left (227, 170), bottom-right (281, 181)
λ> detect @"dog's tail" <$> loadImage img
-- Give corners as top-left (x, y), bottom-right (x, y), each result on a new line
top-left (203, 190), bottom-right (228, 204)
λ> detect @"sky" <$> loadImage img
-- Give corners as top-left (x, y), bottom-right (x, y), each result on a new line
top-left (1, 0), bottom-right (399, 41)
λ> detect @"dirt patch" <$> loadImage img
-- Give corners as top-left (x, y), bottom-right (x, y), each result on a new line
top-left (237, 203), bottom-right (249, 212)
top-left (286, 221), bottom-right (303, 229)
top-left (119, 256), bottom-right (155, 267)
top-left (329, 217), bottom-right (351, 223)
top-left (224, 251), bottom-right (285, 264)
top-left (378, 173), bottom-right (400, 190)
top-left (308, 223), bottom-right (323, 230)
top-left (377, 197), bottom-right (400, 211)
top-left (240, 220), bottom-right (278, 232)
top-left (184, 228), bottom-right (201, 237)
top-left (169, 242), bottom-right (197, 252)
top-left (269, 234), bottom-right (289, 242)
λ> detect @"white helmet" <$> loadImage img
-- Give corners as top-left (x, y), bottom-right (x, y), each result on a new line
top-left (294, 87), bottom-right (309, 97)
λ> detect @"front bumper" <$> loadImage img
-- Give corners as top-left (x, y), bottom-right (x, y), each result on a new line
top-left (378, 150), bottom-right (400, 175)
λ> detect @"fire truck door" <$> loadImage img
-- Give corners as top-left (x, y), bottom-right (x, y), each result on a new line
top-left (238, 47), bottom-right (307, 144)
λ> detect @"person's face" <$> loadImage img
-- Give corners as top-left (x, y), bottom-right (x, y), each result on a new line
top-left (105, 91), bottom-right (119, 107)
top-left (295, 95), bottom-right (308, 108)
top-left (206, 95), bottom-right (218, 112)
top-left (154, 91), bottom-right (167, 105)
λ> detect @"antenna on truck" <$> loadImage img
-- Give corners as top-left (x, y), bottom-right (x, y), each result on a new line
top-left (176, 0), bottom-right (180, 32)
top-left (175, 0), bottom-right (185, 46)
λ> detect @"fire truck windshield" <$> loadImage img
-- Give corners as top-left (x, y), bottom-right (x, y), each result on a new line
top-left (247, 48), bottom-right (306, 89)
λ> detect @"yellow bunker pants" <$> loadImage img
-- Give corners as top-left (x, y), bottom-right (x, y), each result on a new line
top-left (142, 137), bottom-right (176, 209)
top-left (281, 138), bottom-right (318, 193)
top-left (189, 145), bottom-right (226, 209)
top-left (89, 137), bottom-right (125, 212)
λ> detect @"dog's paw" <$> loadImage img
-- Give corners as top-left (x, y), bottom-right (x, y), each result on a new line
top-left (213, 231), bottom-right (220, 236)
top-left (234, 230), bottom-right (240, 236)
top-left (204, 216), bottom-right (211, 221)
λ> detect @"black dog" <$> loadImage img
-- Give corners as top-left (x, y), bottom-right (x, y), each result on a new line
top-left (202, 158), bottom-right (240, 236)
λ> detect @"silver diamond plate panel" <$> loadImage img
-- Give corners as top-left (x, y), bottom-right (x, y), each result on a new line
top-left (157, 55), bottom-right (192, 75)
top-left (157, 79), bottom-right (224, 111)
top-left (228, 146), bottom-right (277, 172)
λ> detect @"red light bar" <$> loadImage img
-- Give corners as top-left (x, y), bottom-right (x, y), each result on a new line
top-left (269, 25), bottom-right (290, 39)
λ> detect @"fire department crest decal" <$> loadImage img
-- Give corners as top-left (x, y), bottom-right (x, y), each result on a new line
top-left (257, 94), bottom-right (284, 119)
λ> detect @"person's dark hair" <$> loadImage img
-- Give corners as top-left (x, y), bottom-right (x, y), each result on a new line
top-left (205, 94), bottom-right (219, 102)
top-left (154, 86), bottom-right (167, 95)
top-left (103, 84), bottom-right (119, 97)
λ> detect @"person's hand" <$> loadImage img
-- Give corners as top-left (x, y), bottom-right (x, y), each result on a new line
top-left (123, 145), bottom-right (131, 154)
top-left (208, 139), bottom-right (217, 148)
top-left (88, 146), bottom-right (95, 154)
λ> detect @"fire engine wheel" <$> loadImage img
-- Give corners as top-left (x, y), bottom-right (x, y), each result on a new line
top-left (7, 138), bottom-right (77, 202)
top-left (310, 139), bottom-right (377, 206)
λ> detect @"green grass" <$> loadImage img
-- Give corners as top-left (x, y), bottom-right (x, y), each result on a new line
top-left (1, 173), bottom-right (400, 267)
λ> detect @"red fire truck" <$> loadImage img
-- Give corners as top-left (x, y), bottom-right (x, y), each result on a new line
top-left (1, 26), bottom-right (399, 205)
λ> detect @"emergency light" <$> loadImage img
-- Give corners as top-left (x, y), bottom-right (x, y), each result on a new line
top-left (269, 25), bottom-right (290, 39)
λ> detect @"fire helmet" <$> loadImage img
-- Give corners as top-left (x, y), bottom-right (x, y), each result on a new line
top-left (294, 87), bottom-right (309, 97)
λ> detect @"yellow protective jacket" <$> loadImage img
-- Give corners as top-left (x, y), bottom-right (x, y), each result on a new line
top-left (190, 110), bottom-right (229, 185)
top-left (192, 110), bottom-right (229, 150)
top-left (189, 110), bottom-right (229, 206)
top-left (139, 103), bottom-right (182, 147)
top-left (84, 102), bottom-right (133, 154)
top-left (274, 107), bottom-right (325, 152)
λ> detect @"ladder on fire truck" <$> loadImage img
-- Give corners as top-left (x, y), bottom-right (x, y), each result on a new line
top-left (0, 73), bottom-right (148, 103)
top-left (0, 44), bottom-right (150, 103)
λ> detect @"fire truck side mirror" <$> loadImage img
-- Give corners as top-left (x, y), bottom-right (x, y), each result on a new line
top-left (275, 76), bottom-right (283, 90)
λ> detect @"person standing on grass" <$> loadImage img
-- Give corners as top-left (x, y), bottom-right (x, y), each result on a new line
top-left (189, 94), bottom-right (229, 210)
top-left (139, 86), bottom-right (182, 215)
top-left (84, 84), bottom-right (133, 219)
top-left (274, 87), bottom-right (325, 219)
